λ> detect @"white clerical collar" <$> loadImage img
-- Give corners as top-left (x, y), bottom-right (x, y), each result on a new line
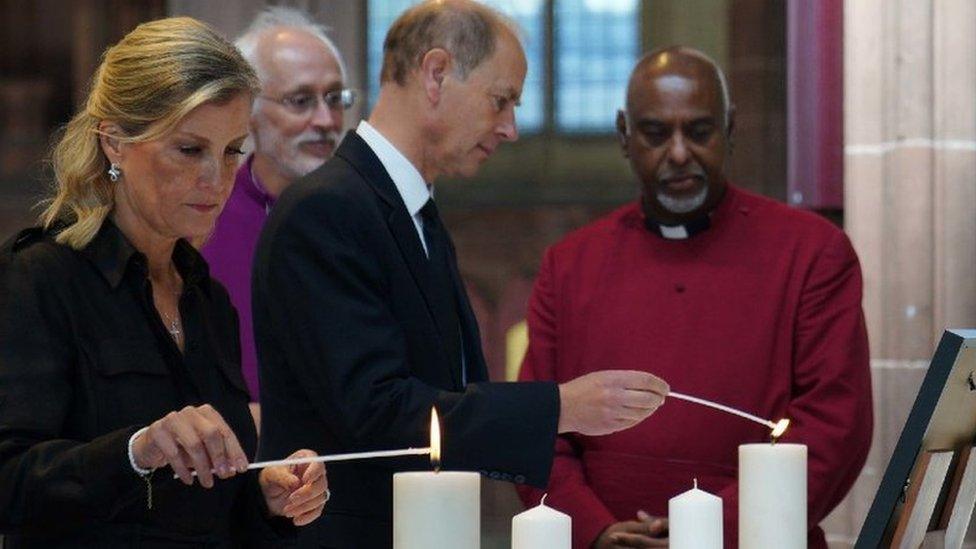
top-left (659, 224), bottom-right (690, 239)
top-left (356, 120), bottom-right (430, 218)
top-left (644, 214), bottom-right (712, 240)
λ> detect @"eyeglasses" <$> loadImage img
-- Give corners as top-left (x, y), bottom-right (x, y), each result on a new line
top-left (259, 88), bottom-right (357, 116)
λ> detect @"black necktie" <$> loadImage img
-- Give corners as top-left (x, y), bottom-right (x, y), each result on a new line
top-left (420, 199), bottom-right (463, 377)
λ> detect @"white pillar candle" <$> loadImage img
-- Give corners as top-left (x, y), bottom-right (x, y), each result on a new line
top-left (393, 471), bottom-right (480, 549)
top-left (669, 479), bottom-right (723, 549)
top-left (512, 495), bottom-right (571, 549)
top-left (739, 443), bottom-right (807, 549)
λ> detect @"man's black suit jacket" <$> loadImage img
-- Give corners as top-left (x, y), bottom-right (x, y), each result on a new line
top-left (252, 131), bottom-right (560, 548)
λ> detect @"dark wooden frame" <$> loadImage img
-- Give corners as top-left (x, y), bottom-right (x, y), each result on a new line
top-left (857, 330), bottom-right (976, 547)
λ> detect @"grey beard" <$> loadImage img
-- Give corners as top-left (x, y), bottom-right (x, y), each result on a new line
top-left (656, 186), bottom-right (709, 214)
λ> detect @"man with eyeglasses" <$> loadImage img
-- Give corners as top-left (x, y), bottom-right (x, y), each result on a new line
top-left (202, 6), bottom-right (354, 429)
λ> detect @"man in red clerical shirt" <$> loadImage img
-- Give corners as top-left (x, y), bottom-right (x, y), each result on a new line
top-left (517, 46), bottom-right (872, 549)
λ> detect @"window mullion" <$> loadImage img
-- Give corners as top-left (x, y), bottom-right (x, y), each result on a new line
top-left (544, 0), bottom-right (556, 134)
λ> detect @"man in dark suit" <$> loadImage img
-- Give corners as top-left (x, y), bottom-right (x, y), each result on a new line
top-left (252, 1), bottom-right (670, 546)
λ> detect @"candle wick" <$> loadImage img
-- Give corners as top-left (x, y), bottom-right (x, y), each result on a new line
top-left (541, 493), bottom-right (548, 506)
top-left (694, 478), bottom-right (698, 489)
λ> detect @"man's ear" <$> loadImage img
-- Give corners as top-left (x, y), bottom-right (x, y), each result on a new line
top-left (615, 110), bottom-right (630, 158)
top-left (419, 48), bottom-right (452, 105)
top-left (725, 103), bottom-right (737, 139)
top-left (97, 121), bottom-right (124, 164)
top-left (725, 103), bottom-right (737, 153)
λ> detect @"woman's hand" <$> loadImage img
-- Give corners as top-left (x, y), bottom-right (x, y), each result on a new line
top-left (131, 404), bottom-right (249, 488)
top-left (259, 449), bottom-right (329, 526)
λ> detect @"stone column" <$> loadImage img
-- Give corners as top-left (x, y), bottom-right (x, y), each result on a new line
top-left (834, 0), bottom-right (976, 546)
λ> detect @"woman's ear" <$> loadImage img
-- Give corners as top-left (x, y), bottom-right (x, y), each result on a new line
top-left (97, 121), bottom-right (124, 164)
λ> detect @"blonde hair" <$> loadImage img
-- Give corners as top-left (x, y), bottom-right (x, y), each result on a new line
top-left (42, 17), bottom-right (259, 249)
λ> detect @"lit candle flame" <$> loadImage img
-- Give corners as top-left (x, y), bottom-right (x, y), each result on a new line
top-left (430, 407), bottom-right (441, 471)
top-left (770, 418), bottom-right (790, 440)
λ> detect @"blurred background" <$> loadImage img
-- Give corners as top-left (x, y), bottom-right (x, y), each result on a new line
top-left (1, 1), bottom-right (974, 546)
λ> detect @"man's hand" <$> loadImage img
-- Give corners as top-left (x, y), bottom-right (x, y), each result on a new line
top-left (558, 370), bottom-right (669, 435)
top-left (594, 512), bottom-right (668, 548)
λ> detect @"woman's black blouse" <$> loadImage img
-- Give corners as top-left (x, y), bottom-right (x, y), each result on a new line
top-left (0, 221), bottom-right (282, 548)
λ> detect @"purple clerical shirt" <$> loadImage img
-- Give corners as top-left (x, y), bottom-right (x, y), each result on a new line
top-left (202, 155), bottom-right (274, 401)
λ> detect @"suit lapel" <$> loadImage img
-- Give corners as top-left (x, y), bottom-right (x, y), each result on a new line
top-left (335, 133), bottom-right (462, 388)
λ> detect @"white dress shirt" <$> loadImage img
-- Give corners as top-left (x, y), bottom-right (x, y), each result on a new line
top-left (356, 120), bottom-right (432, 256)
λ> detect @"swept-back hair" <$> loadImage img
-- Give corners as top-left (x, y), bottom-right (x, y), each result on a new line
top-left (380, 0), bottom-right (516, 86)
top-left (235, 6), bottom-right (347, 81)
top-left (42, 17), bottom-right (259, 249)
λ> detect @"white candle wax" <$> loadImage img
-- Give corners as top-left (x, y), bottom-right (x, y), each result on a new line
top-left (739, 443), bottom-right (807, 549)
top-left (511, 497), bottom-right (571, 549)
top-left (669, 480), bottom-right (723, 549)
top-left (393, 471), bottom-right (480, 549)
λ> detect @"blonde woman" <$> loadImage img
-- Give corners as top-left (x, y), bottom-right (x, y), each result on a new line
top-left (0, 18), bottom-right (327, 547)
